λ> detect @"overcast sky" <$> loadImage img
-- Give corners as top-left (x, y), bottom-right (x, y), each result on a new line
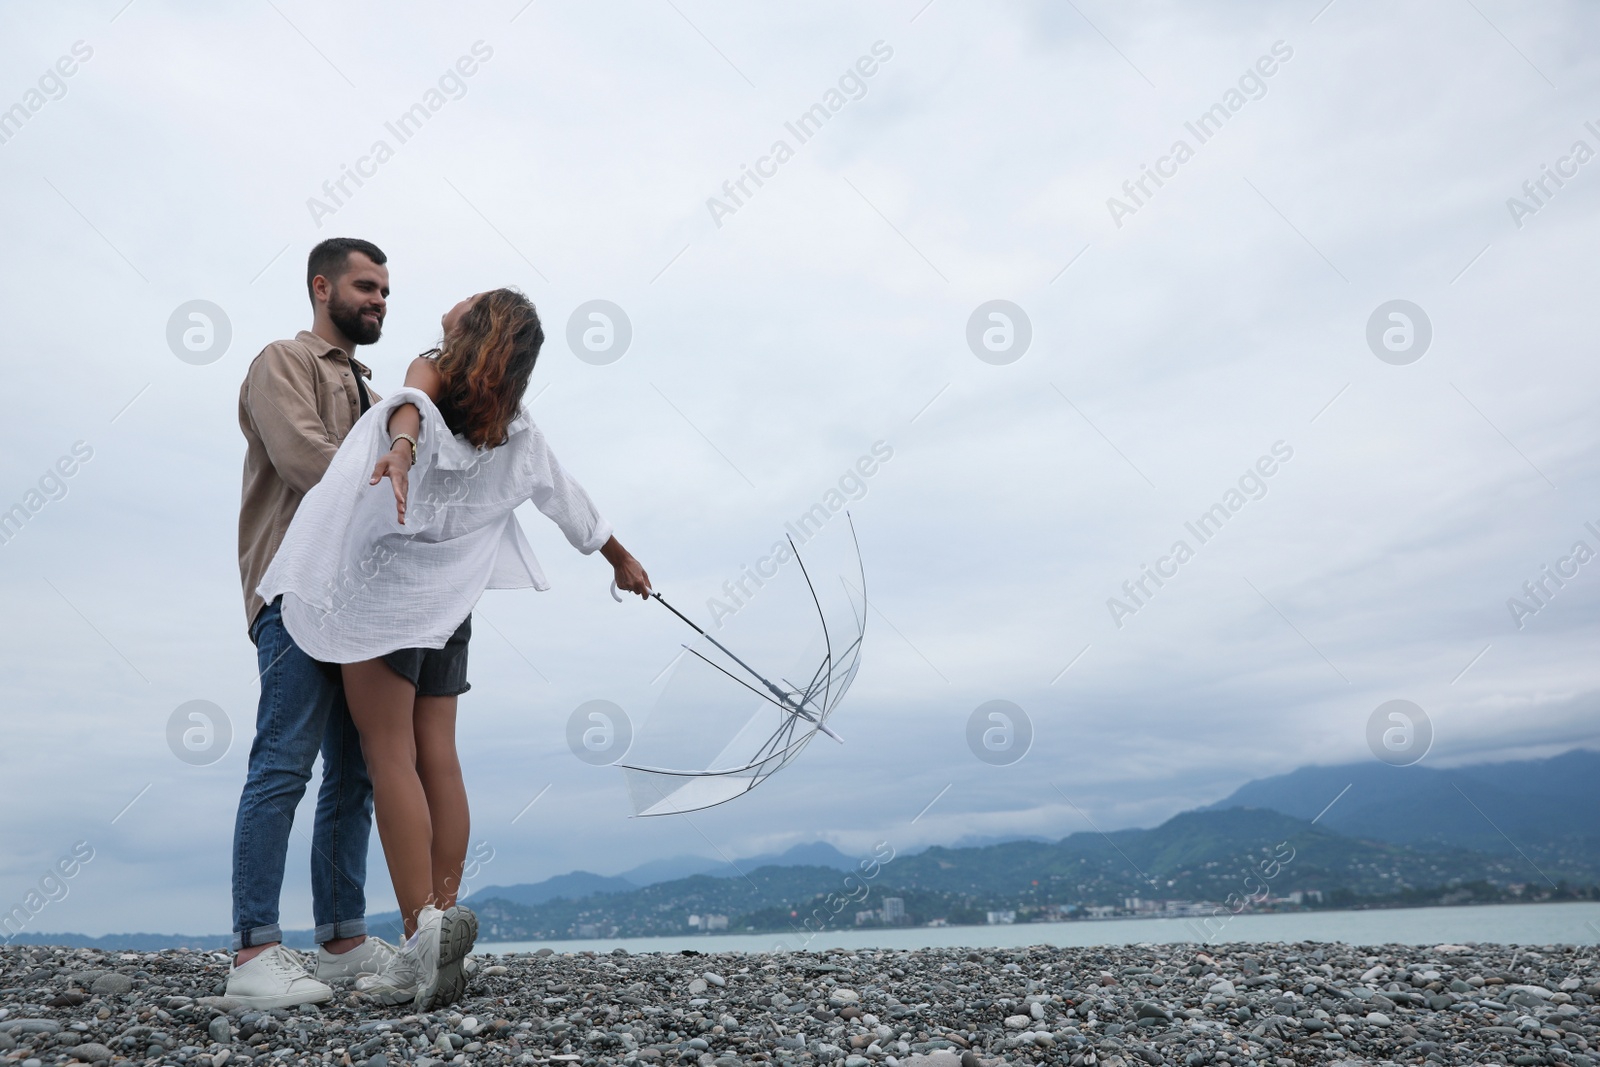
top-left (3, 0), bottom-right (1599, 938)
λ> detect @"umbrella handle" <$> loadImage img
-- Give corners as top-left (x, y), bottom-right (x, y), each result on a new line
top-left (611, 578), bottom-right (659, 601)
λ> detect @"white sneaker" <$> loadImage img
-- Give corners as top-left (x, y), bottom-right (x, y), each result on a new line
top-left (226, 944), bottom-right (333, 1009)
top-left (429, 905), bottom-right (479, 1009)
top-left (355, 906), bottom-right (443, 1008)
top-left (314, 936), bottom-right (397, 982)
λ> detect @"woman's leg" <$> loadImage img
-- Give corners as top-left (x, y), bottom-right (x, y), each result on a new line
top-left (341, 660), bottom-right (433, 939)
top-left (413, 695), bottom-right (469, 909)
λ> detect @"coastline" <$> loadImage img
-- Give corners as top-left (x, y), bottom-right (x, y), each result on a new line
top-left (476, 901), bottom-right (1600, 958)
top-left (12, 899), bottom-right (1600, 957)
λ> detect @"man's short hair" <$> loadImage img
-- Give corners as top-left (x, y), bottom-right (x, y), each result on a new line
top-left (306, 238), bottom-right (387, 302)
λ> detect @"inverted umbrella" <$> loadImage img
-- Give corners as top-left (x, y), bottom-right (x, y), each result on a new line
top-left (612, 516), bottom-right (866, 816)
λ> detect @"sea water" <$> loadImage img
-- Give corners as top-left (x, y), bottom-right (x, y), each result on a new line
top-left (482, 901), bottom-right (1600, 955)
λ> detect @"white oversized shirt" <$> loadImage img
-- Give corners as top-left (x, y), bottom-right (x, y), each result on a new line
top-left (258, 387), bottom-right (612, 663)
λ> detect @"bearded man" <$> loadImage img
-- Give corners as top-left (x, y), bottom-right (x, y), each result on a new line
top-left (227, 238), bottom-right (396, 1005)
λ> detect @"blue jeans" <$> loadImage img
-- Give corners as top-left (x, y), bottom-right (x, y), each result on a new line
top-left (232, 598), bottom-right (373, 950)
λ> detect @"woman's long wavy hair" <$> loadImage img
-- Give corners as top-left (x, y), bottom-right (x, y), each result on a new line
top-left (430, 288), bottom-right (544, 449)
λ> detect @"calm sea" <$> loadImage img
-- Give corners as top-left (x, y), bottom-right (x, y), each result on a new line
top-left (481, 901), bottom-right (1600, 955)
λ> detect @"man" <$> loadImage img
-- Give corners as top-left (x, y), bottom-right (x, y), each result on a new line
top-left (229, 238), bottom-right (395, 1006)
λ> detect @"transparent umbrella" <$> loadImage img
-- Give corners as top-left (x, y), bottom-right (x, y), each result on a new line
top-left (614, 517), bottom-right (866, 816)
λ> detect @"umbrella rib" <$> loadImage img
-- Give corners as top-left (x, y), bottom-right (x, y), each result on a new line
top-left (822, 634), bottom-right (864, 713)
top-left (651, 591), bottom-right (810, 712)
top-left (749, 721), bottom-right (802, 771)
top-left (681, 643), bottom-right (793, 710)
top-left (680, 645), bottom-right (817, 723)
top-left (788, 533), bottom-right (836, 716)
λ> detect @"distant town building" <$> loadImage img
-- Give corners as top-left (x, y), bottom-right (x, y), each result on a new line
top-left (1085, 905), bottom-right (1116, 918)
top-left (882, 897), bottom-right (906, 924)
top-left (705, 914), bottom-right (729, 931)
top-left (985, 910), bottom-right (1016, 925)
top-left (577, 923), bottom-right (599, 938)
top-left (855, 909), bottom-right (878, 925)
top-left (1162, 901), bottom-right (1224, 917)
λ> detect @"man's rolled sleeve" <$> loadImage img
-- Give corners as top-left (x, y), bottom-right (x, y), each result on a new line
top-left (246, 343), bottom-right (340, 496)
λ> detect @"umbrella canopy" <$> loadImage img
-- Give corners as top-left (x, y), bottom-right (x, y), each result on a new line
top-left (618, 517), bottom-right (866, 816)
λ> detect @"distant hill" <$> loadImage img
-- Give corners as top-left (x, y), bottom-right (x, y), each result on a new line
top-left (740, 842), bottom-right (856, 874)
top-left (1204, 748), bottom-right (1600, 870)
top-left (467, 870), bottom-right (636, 907)
top-left (944, 833), bottom-right (1054, 850)
top-left (611, 842), bottom-right (856, 887)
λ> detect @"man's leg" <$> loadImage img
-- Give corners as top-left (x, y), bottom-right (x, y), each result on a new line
top-left (229, 600), bottom-right (341, 1005)
top-left (311, 675), bottom-right (374, 950)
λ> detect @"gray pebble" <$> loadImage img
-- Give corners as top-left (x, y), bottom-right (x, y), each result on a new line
top-left (90, 972), bottom-right (133, 996)
top-left (5, 1021), bottom-right (61, 1035)
top-left (0, 939), bottom-right (1593, 1066)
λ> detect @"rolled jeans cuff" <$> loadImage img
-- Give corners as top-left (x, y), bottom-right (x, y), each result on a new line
top-left (234, 922), bottom-right (283, 953)
top-left (315, 918), bottom-right (368, 945)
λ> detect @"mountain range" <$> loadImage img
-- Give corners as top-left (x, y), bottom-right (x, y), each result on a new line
top-left (1203, 749), bottom-right (1600, 871)
top-left (466, 841), bottom-right (859, 907)
top-left (15, 748), bottom-right (1598, 949)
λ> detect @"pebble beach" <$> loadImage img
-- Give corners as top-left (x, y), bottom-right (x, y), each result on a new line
top-left (1, 940), bottom-right (1595, 1066)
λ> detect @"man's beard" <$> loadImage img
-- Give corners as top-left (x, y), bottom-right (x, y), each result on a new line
top-left (329, 291), bottom-right (383, 346)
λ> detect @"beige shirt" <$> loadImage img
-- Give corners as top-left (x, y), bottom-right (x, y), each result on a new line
top-left (238, 330), bottom-right (380, 630)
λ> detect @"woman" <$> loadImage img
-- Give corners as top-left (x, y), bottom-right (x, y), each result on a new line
top-left (259, 288), bottom-right (649, 1009)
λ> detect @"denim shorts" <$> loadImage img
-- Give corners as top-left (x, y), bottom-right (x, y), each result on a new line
top-left (381, 615), bottom-right (472, 697)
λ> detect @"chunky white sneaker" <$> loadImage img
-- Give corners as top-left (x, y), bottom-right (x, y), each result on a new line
top-left (428, 905), bottom-right (479, 1009)
top-left (226, 944), bottom-right (333, 1009)
top-left (355, 906), bottom-right (442, 1008)
top-left (314, 936), bottom-right (397, 982)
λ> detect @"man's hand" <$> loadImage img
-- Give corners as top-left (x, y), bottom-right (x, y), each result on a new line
top-left (370, 445), bottom-right (413, 524)
top-left (600, 535), bottom-right (651, 598)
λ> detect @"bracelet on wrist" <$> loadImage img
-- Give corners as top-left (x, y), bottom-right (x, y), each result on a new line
top-left (391, 433), bottom-right (418, 463)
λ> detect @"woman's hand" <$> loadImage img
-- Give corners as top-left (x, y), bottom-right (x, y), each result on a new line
top-left (370, 444), bottom-right (414, 524)
top-left (613, 555), bottom-right (651, 598)
top-left (600, 535), bottom-right (651, 598)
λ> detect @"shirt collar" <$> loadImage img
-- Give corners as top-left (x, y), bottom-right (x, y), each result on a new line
top-left (295, 329), bottom-right (373, 380)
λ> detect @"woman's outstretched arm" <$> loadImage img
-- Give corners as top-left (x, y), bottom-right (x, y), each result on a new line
top-left (370, 356), bottom-right (443, 524)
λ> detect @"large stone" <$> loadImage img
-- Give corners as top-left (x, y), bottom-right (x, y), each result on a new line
top-left (91, 973), bottom-right (134, 996)
top-left (5, 1021), bottom-right (61, 1035)
top-left (902, 1053), bottom-right (962, 1067)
